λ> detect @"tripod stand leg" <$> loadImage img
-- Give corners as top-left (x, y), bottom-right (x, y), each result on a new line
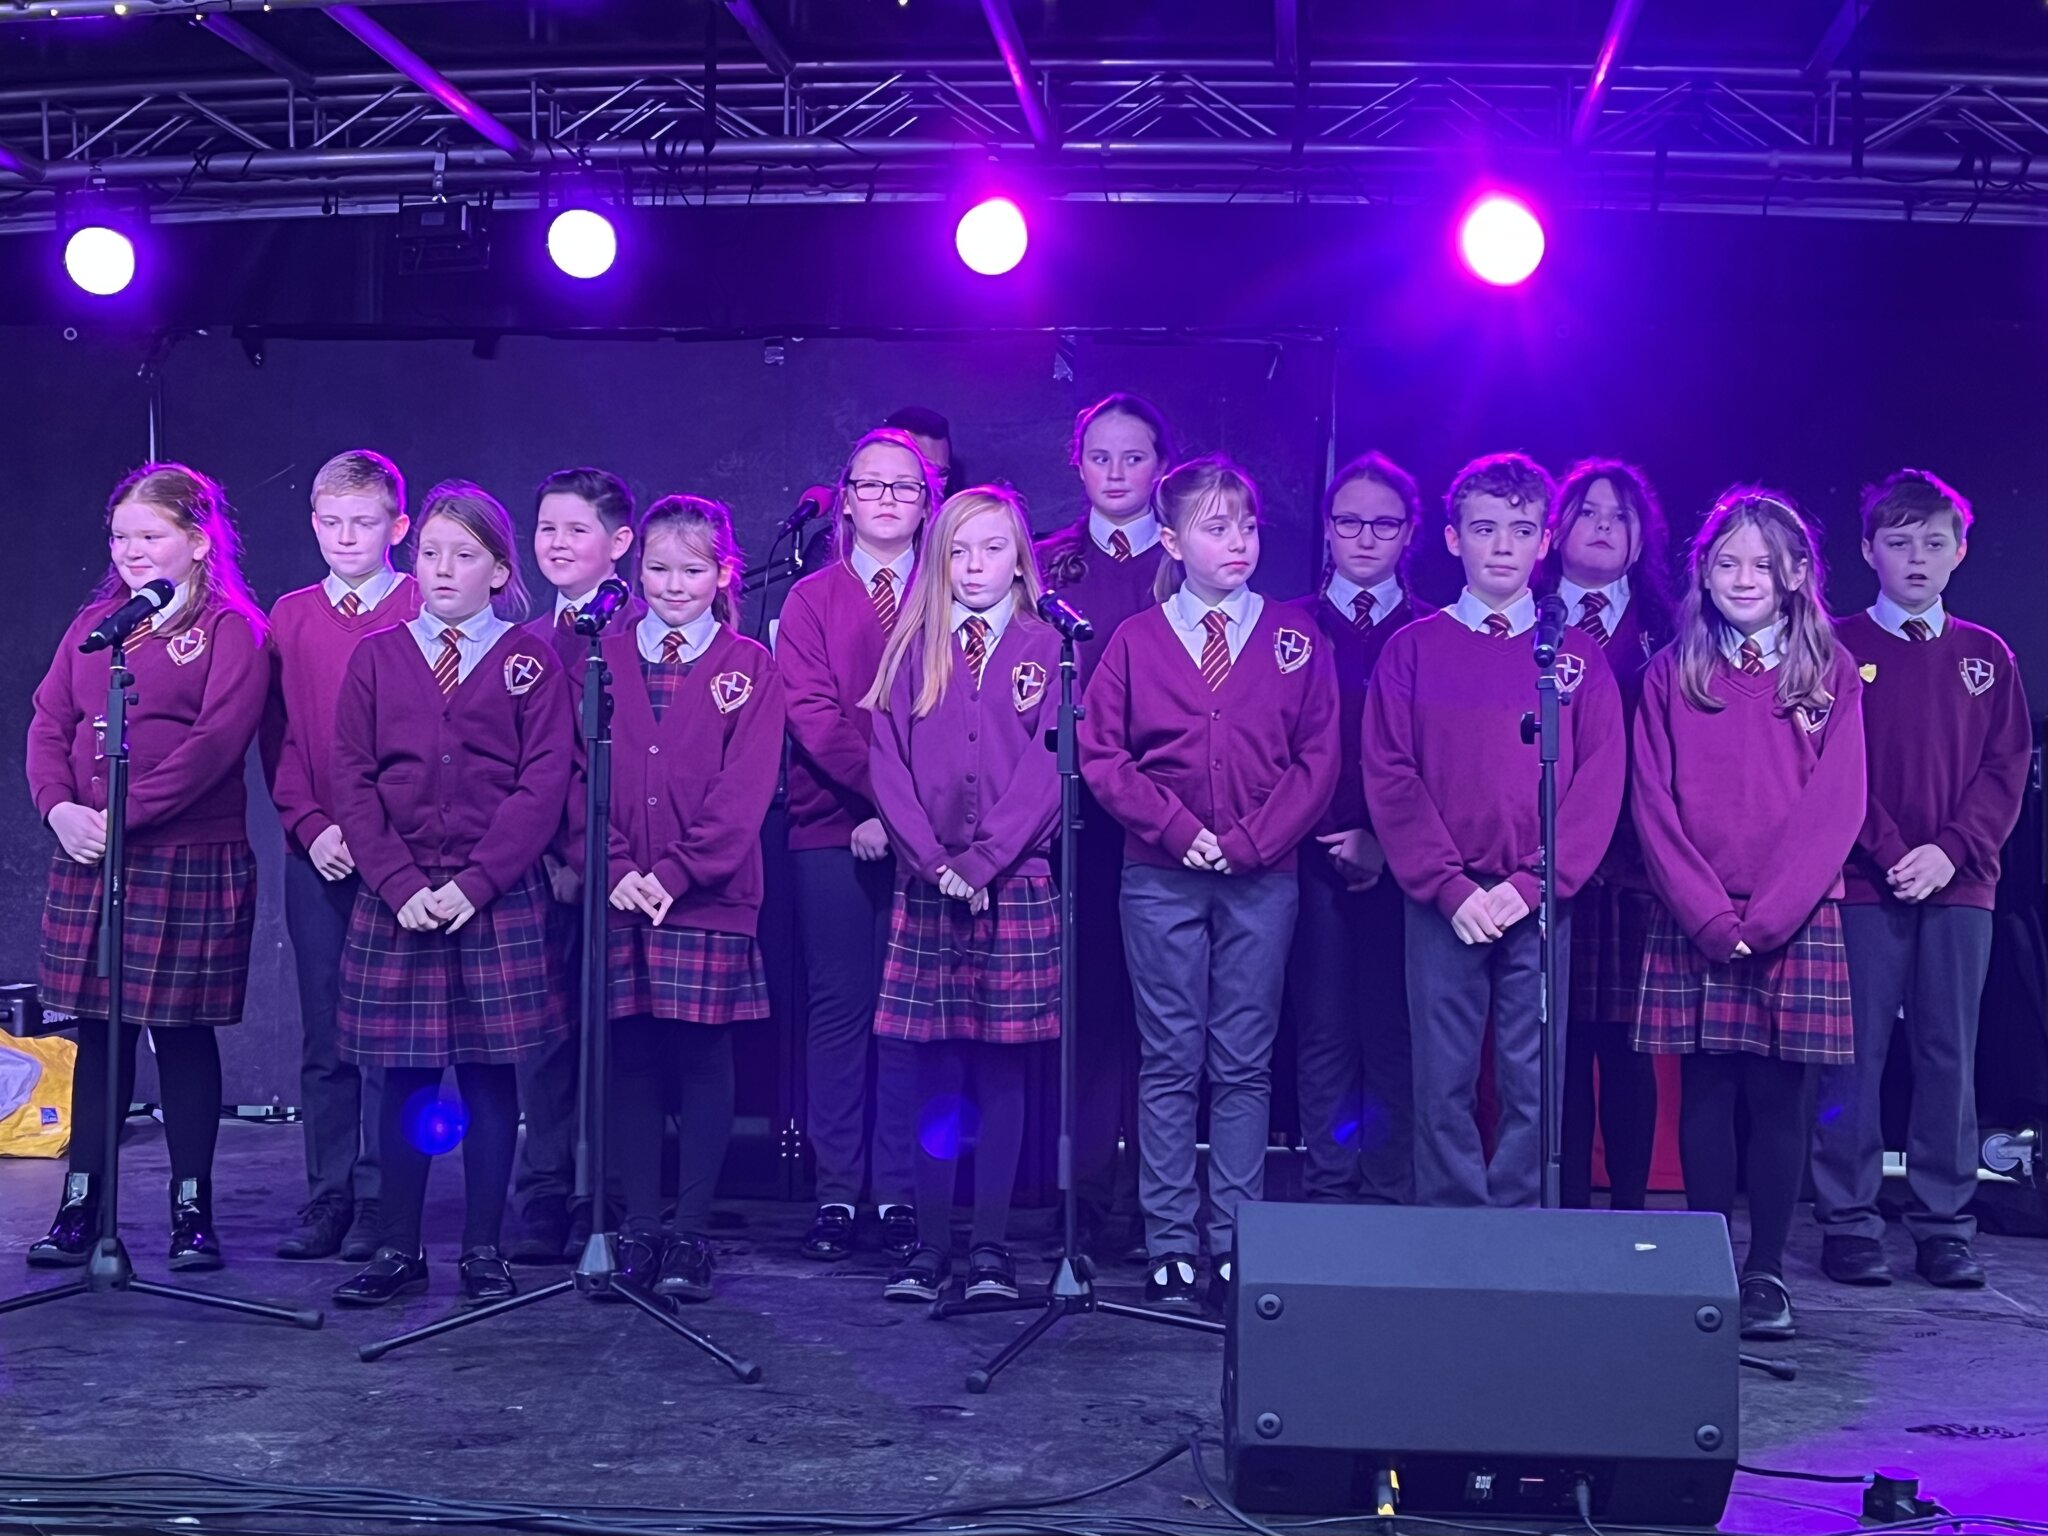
top-left (613, 1283), bottom-right (762, 1383)
top-left (931, 1291), bottom-right (1050, 1321)
top-left (1096, 1299), bottom-right (1225, 1334)
top-left (0, 1278), bottom-right (91, 1315)
top-left (126, 1277), bottom-right (324, 1329)
top-left (358, 1278), bottom-right (576, 1362)
top-left (964, 1297), bottom-right (1070, 1394)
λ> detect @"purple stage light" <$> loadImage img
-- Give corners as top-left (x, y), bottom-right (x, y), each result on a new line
top-left (402, 1085), bottom-right (469, 1155)
top-left (63, 225), bottom-right (136, 296)
top-left (1457, 193), bottom-right (1545, 287)
top-left (955, 196), bottom-right (1028, 276)
top-left (548, 207), bottom-right (617, 280)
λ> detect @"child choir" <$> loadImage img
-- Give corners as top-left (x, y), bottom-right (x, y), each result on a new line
top-left (23, 403), bottom-right (2029, 1342)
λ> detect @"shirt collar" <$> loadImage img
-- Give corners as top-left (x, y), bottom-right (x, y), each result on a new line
top-left (555, 584), bottom-right (604, 621)
top-left (1088, 509), bottom-right (1162, 557)
top-left (1558, 573), bottom-right (1630, 628)
top-left (849, 543), bottom-right (915, 588)
top-left (637, 606), bottom-right (719, 663)
top-left (322, 567), bottom-right (401, 612)
top-left (1167, 583), bottom-right (1256, 636)
top-left (952, 597), bottom-right (1013, 644)
top-left (1720, 618), bottom-right (1788, 665)
top-left (1452, 588), bottom-right (1537, 637)
top-left (1870, 592), bottom-right (1946, 639)
top-left (1325, 572), bottom-right (1403, 625)
top-left (149, 580), bottom-right (190, 630)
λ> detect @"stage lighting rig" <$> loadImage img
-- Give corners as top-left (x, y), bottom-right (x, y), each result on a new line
top-left (394, 196), bottom-right (492, 276)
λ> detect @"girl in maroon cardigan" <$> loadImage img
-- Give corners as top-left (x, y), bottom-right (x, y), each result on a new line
top-left (329, 482), bottom-right (573, 1310)
top-left (1538, 459), bottom-right (1677, 1213)
top-left (779, 427), bottom-right (940, 1263)
top-left (602, 495), bottom-right (784, 1303)
top-left (864, 486), bottom-right (1062, 1304)
top-left (1631, 487), bottom-right (1866, 1342)
top-left (26, 464), bottom-right (270, 1272)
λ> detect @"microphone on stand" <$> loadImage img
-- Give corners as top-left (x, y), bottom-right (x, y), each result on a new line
top-left (1532, 593), bottom-right (1569, 669)
top-left (1036, 592), bottom-right (1095, 644)
top-left (80, 579), bottom-right (177, 653)
top-left (571, 577), bottom-right (632, 637)
top-left (775, 491), bottom-right (829, 541)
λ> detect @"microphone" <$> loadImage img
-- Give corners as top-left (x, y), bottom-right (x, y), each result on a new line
top-left (1533, 593), bottom-right (1568, 669)
top-left (571, 577), bottom-right (632, 637)
top-left (80, 579), bottom-right (177, 654)
top-left (1036, 592), bottom-right (1095, 644)
top-left (776, 491), bottom-right (829, 540)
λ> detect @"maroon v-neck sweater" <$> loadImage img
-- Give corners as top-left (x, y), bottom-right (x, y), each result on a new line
top-left (1288, 591), bottom-right (1431, 836)
top-left (1034, 517), bottom-right (1169, 687)
top-left (779, 561), bottom-right (893, 851)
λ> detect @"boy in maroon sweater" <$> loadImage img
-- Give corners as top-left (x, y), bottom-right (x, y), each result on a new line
top-left (263, 450), bottom-right (418, 1263)
top-left (1812, 471), bottom-right (2030, 1290)
top-left (1363, 453), bottom-right (1625, 1210)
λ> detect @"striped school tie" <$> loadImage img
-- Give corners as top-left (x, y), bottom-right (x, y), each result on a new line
top-left (339, 591), bottom-right (363, 618)
top-left (660, 630), bottom-right (685, 665)
top-left (962, 616), bottom-right (992, 687)
top-left (1351, 591), bottom-right (1376, 631)
top-left (1198, 610), bottom-right (1233, 691)
top-left (1108, 528), bottom-right (1134, 562)
top-left (432, 627), bottom-right (465, 695)
top-left (1482, 613), bottom-right (1512, 640)
top-left (1737, 638), bottom-right (1766, 675)
top-left (1574, 591), bottom-right (1611, 645)
top-left (870, 569), bottom-right (899, 635)
top-left (1903, 617), bottom-right (1934, 643)
top-left (558, 605), bottom-right (579, 634)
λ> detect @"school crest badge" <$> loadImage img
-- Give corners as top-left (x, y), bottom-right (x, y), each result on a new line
top-left (1859, 662), bottom-right (1878, 684)
top-left (712, 670), bottom-right (754, 714)
top-left (165, 628), bottom-right (207, 667)
top-left (1011, 660), bottom-right (1047, 712)
top-left (1273, 627), bottom-right (1312, 675)
top-left (1961, 657), bottom-right (1995, 697)
top-left (1554, 654), bottom-right (1587, 695)
top-left (503, 654), bottom-right (543, 696)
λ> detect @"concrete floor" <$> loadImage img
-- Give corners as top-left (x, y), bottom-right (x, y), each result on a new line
top-left (2, 1120), bottom-right (2045, 1534)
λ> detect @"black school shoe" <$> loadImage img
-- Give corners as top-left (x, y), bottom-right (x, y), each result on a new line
top-left (1206, 1259), bottom-right (1234, 1318)
top-left (340, 1200), bottom-right (382, 1263)
top-left (1145, 1254), bottom-right (1200, 1314)
top-left (612, 1226), bottom-right (662, 1296)
top-left (964, 1244), bottom-right (1018, 1301)
top-left (458, 1246), bottom-right (518, 1306)
top-left (1821, 1235), bottom-right (1894, 1287)
top-left (655, 1234), bottom-right (716, 1303)
top-left (1916, 1237), bottom-right (1987, 1289)
top-left (28, 1173), bottom-right (98, 1268)
top-left (168, 1177), bottom-right (224, 1271)
top-left (333, 1247), bottom-right (429, 1307)
top-left (878, 1205), bottom-right (920, 1261)
top-left (276, 1197), bottom-right (352, 1260)
top-left (884, 1244), bottom-right (951, 1302)
top-left (508, 1195), bottom-right (570, 1266)
top-left (1739, 1272), bottom-right (1796, 1340)
top-left (802, 1204), bottom-right (856, 1260)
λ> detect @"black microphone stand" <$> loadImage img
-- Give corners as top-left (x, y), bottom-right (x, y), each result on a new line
top-left (0, 639), bottom-right (322, 1329)
top-left (360, 613), bottom-right (759, 1378)
top-left (931, 621), bottom-right (1221, 1392)
top-left (1520, 639), bottom-right (1568, 1212)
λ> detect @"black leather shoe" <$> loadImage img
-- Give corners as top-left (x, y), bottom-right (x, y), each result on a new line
top-left (655, 1233), bottom-right (716, 1303)
top-left (802, 1204), bottom-right (856, 1261)
top-left (1821, 1235), bottom-right (1893, 1287)
top-left (27, 1173), bottom-right (98, 1268)
top-left (1206, 1259), bottom-right (1234, 1318)
top-left (1739, 1272), bottom-right (1796, 1340)
top-left (612, 1226), bottom-right (661, 1296)
top-left (878, 1205), bottom-right (920, 1262)
top-left (276, 1197), bottom-right (352, 1260)
top-left (333, 1247), bottom-right (429, 1307)
top-left (965, 1244), bottom-right (1018, 1301)
top-left (508, 1195), bottom-right (569, 1265)
top-left (340, 1199), bottom-right (382, 1263)
top-left (168, 1177), bottom-right (224, 1271)
top-left (458, 1246), bottom-right (518, 1306)
top-left (883, 1244), bottom-right (950, 1302)
top-left (1145, 1253), bottom-right (1201, 1314)
top-left (1916, 1237), bottom-right (1987, 1289)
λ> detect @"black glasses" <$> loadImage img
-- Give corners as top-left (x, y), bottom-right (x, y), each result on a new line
top-left (1330, 514), bottom-right (1408, 542)
top-left (849, 478), bottom-right (927, 504)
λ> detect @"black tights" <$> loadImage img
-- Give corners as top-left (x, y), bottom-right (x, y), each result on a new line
top-left (1561, 1017), bottom-right (1659, 1210)
top-left (377, 1063), bottom-right (520, 1255)
top-left (1679, 1051), bottom-right (1812, 1279)
top-left (912, 1040), bottom-right (1028, 1254)
top-left (68, 1021), bottom-right (221, 1183)
top-left (608, 1015), bottom-right (735, 1236)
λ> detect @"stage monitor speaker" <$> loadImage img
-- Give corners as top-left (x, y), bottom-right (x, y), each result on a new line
top-left (1225, 1203), bottom-right (1738, 1527)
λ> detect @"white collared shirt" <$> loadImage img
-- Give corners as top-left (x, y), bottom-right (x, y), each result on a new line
top-left (849, 543), bottom-right (915, 593)
top-left (1164, 584), bottom-right (1262, 666)
top-left (409, 608), bottom-right (511, 684)
top-left (952, 597), bottom-right (1013, 646)
top-left (322, 567), bottom-right (402, 613)
top-left (1870, 592), bottom-right (1947, 640)
top-left (1089, 509), bottom-right (1162, 558)
top-left (146, 580), bottom-right (191, 631)
top-left (554, 585), bottom-right (604, 625)
top-left (1325, 572), bottom-right (1403, 627)
top-left (636, 607), bottom-right (719, 665)
top-left (1720, 619), bottom-right (1788, 672)
top-left (1451, 588), bottom-right (1537, 637)
top-left (1558, 573), bottom-right (1630, 636)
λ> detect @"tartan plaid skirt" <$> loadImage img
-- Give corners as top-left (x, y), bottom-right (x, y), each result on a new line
top-left (1569, 881), bottom-right (1660, 1025)
top-left (606, 921), bottom-right (769, 1026)
top-left (1633, 899), bottom-right (1853, 1064)
top-left (339, 868), bottom-right (567, 1067)
top-left (875, 874), bottom-right (1060, 1045)
top-left (40, 843), bottom-right (256, 1029)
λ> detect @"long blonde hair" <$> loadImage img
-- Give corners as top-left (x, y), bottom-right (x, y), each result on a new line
top-left (1675, 486), bottom-right (1835, 715)
top-left (1152, 455), bottom-right (1262, 602)
top-left (834, 427), bottom-right (938, 563)
top-left (90, 463), bottom-right (265, 638)
top-left (865, 486), bottom-right (1044, 719)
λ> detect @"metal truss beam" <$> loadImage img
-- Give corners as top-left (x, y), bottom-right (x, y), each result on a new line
top-left (1571, 0), bottom-right (1646, 147)
top-left (327, 4), bottom-right (529, 157)
top-left (3, 0), bottom-right (480, 20)
top-left (1807, 0), bottom-right (1874, 78)
top-left (722, 1), bottom-right (792, 79)
top-left (980, 0), bottom-right (1058, 149)
top-left (197, 15), bottom-right (317, 94)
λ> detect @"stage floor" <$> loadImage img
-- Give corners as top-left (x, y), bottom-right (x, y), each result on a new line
top-left (1, 1122), bottom-right (2044, 1535)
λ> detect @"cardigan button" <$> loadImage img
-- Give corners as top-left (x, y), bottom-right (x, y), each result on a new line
top-left (648, 797), bottom-right (659, 806)
top-left (442, 754), bottom-right (452, 764)
top-left (650, 745), bottom-right (659, 754)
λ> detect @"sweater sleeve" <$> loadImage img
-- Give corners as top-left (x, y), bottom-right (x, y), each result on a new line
top-left (26, 624), bottom-right (87, 821)
top-left (1629, 660), bottom-right (1742, 962)
top-left (1361, 632), bottom-right (1481, 922)
top-left (868, 665), bottom-right (950, 885)
top-left (1520, 656), bottom-right (1625, 907)
top-left (261, 624), bottom-right (333, 852)
top-left (126, 613), bottom-right (270, 834)
top-left (1931, 651), bottom-right (2032, 878)
top-left (1078, 629), bottom-right (1205, 861)
top-left (1738, 664), bottom-right (1868, 955)
top-left (331, 647), bottom-right (433, 913)
top-left (780, 584), bottom-right (876, 807)
top-left (949, 668), bottom-right (1061, 892)
top-left (453, 657), bottom-right (574, 911)
top-left (649, 658), bottom-right (787, 902)
top-left (1217, 641), bottom-right (1341, 875)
